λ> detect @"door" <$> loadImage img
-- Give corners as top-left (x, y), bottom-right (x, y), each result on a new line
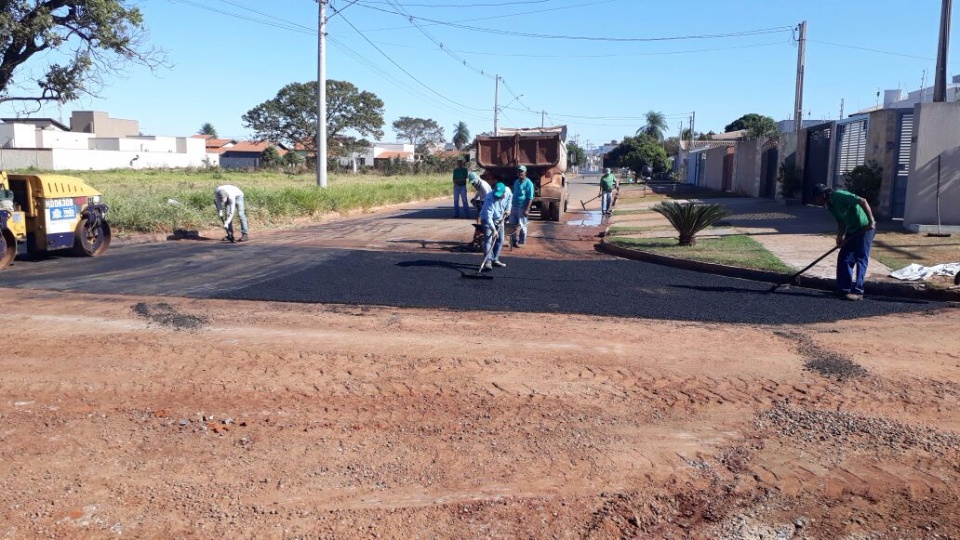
top-left (759, 143), bottom-right (779, 199)
top-left (722, 150), bottom-right (734, 192)
top-left (802, 123), bottom-right (832, 204)
top-left (890, 111), bottom-right (913, 220)
top-left (833, 117), bottom-right (868, 186)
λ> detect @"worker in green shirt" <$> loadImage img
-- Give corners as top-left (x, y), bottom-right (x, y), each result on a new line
top-left (599, 168), bottom-right (619, 215)
top-left (812, 184), bottom-right (877, 301)
top-left (452, 159), bottom-right (470, 218)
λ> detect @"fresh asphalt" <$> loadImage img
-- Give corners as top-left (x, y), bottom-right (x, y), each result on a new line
top-left (0, 240), bottom-right (941, 325)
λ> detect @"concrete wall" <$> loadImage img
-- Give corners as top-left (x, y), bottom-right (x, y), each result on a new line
top-left (732, 139), bottom-right (761, 197)
top-left (70, 111), bottom-right (139, 138)
top-left (903, 102), bottom-right (960, 228)
top-left (703, 146), bottom-right (727, 191)
top-left (0, 124), bottom-right (38, 148)
top-left (863, 109), bottom-right (900, 219)
top-left (0, 148), bottom-right (216, 170)
top-left (37, 130), bottom-right (94, 150)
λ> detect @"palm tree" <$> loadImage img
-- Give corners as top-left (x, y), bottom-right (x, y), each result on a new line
top-left (635, 111), bottom-right (667, 142)
top-left (651, 201), bottom-right (729, 246)
top-left (452, 121), bottom-right (470, 150)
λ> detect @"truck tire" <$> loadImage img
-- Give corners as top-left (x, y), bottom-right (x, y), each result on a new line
top-left (549, 200), bottom-right (562, 221)
top-left (0, 229), bottom-right (15, 270)
top-left (541, 201), bottom-right (554, 221)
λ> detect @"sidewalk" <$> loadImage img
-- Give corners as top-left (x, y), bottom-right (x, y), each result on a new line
top-left (603, 188), bottom-right (958, 302)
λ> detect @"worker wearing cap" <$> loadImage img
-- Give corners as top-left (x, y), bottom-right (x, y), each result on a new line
top-left (214, 184), bottom-right (249, 243)
top-left (452, 159), bottom-right (470, 218)
top-left (509, 165), bottom-right (535, 247)
top-left (599, 168), bottom-right (619, 215)
top-left (811, 184), bottom-right (876, 301)
top-left (479, 182), bottom-right (512, 270)
top-left (469, 172), bottom-right (492, 216)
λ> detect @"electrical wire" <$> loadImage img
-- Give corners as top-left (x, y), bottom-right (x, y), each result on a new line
top-left (170, 0), bottom-right (315, 34)
top-left (337, 11), bottom-right (489, 113)
top-left (361, 0), bottom-right (554, 7)
top-left (361, 0), bottom-right (621, 32)
top-left (357, 4), bottom-right (793, 42)
top-left (809, 39), bottom-right (936, 62)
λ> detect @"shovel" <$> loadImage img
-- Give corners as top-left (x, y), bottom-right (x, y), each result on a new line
top-left (767, 234), bottom-right (857, 293)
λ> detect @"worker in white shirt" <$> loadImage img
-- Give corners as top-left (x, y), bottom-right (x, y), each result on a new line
top-left (214, 184), bottom-right (249, 242)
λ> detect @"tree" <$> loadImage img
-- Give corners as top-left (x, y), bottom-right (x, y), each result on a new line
top-left (635, 110), bottom-right (668, 142)
top-left (452, 121), bottom-right (470, 150)
top-left (242, 80), bottom-right (385, 157)
top-left (566, 141), bottom-right (586, 167)
top-left (393, 116), bottom-right (444, 154)
top-left (0, 1), bottom-right (165, 107)
top-left (662, 136), bottom-right (681, 158)
top-left (606, 136), bottom-right (669, 178)
top-left (260, 146), bottom-right (281, 167)
top-left (724, 113), bottom-right (778, 138)
top-left (282, 150), bottom-right (304, 168)
top-left (198, 123), bottom-right (217, 137)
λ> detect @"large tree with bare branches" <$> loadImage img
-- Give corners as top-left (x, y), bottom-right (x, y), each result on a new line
top-left (0, 1), bottom-right (164, 108)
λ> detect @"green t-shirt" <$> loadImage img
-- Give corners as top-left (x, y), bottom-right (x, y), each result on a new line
top-left (600, 173), bottom-right (617, 192)
top-left (826, 189), bottom-right (869, 233)
top-left (452, 167), bottom-right (469, 187)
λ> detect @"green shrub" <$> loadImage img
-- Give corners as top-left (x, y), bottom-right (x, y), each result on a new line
top-left (778, 162), bottom-right (802, 198)
top-left (651, 201), bottom-right (730, 246)
top-left (843, 160), bottom-right (882, 206)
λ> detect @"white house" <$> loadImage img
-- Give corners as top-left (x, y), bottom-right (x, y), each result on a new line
top-left (0, 111), bottom-right (216, 170)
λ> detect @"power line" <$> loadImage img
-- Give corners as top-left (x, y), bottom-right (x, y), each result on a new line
top-left (170, 0), bottom-right (315, 34)
top-left (337, 11), bottom-right (489, 113)
top-left (360, 0), bottom-right (554, 7)
top-left (358, 4), bottom-right (793, 42)
top-left (809, 39), bottom-right (937, 61)
top-left (361, 0), bottom-right (621, 32)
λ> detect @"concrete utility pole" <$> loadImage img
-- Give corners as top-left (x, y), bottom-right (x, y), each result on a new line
top-left (316, 0), bottom-right (328, 188)
top-left (794, 21), bottom-right (807, 134)
top-left (690, 111), bottom-right (696, 143)
top-left (493, 75), bottom-right (500, 135)
top-left (840, 98), bottom-right (844, 119)
top-left (541, 110), bottom-right (545, 128)
top-left (934, 0), bottom-right (952, 102)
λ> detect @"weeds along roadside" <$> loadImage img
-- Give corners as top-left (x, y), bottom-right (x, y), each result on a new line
top-left (36, 168), bottom-right (451, 235)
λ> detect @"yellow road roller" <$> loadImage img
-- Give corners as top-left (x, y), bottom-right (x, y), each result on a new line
top-left (0, 171), bottom-right (111, 270)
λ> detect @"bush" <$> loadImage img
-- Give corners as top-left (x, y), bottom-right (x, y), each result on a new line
top-left (778, 162), bottom-right (802, 198)
top-left (651, 201), bottom-right (730, 246)
top-left (843, 160), bottom-right (882, 206)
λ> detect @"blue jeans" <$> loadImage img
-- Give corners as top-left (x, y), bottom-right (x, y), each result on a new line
top-left (453, 185), bottom-right (469, 216)
top-left (509, 207), bottom-right (528, 245)
top-left (601, 191), bottom-right (613, 213)
top-left (483, 221), bottom-right (504, 263)
top-left (226, 195), bottom-right (249, 236)
top-left (836, 228), bottom-right (875, 294)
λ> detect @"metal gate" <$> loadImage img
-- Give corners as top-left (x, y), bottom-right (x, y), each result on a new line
top-left (722, 150), bottom-right (734, 192)
top-left (833, 117), bottom-right (868, 186)
top-left (759, 142), bottom-right (779, 199)
top-left (802, 122), bottom-right (832, 204)
top-left (890, 111), bottom-right (914, 219)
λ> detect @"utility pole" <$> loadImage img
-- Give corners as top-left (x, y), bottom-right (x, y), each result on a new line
top-left (541, 110), bottom-right (545, 128)
top-left (316, 0), bottom-right (328, 188)
top-left (794, 21), bottom-right (807, 134)
top-left (934, 0), bottom-right (952, 102)
top-left (840, 98), bottom-right (844, 119)
top-left (690, 111), bottom-right (696, 143)
top-left (493, 74), bottom-right (500, 135)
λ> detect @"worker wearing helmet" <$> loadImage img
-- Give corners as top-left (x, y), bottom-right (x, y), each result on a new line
top-left (214, 184), bottom-right (249, 243)
top-left (479, 182), bottom-right (512, 270)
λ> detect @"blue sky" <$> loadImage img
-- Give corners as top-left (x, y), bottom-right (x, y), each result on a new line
top-left (2, 0), bottom-right (955, 150)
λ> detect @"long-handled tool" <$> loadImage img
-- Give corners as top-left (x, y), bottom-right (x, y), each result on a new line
top-left (580, 195), bottom-right (600, 210)
top-left (462, 213), bottom-right (508, 280)
top-left (767, 235), bottom-right (857, 293)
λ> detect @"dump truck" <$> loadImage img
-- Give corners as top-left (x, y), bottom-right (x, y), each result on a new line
top-left (0, 171), bottom-right (112, 270)
top-left (475, 126), bottom-right (568, 221)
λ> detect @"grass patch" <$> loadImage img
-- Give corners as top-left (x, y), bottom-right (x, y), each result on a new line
top-left (606, 225), bottom-right (666, 236)
top-left (611, 208), bottom-right (656, 216)
top-left (16, 168), bottom-right (451, 235)
top-left (870, 230), bottom-right (960, 270)
top-left (609, 234), bottom-right (792, 272)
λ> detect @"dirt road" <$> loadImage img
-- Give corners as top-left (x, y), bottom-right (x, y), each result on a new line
top-left (2, 190), bottom-right (960, 538)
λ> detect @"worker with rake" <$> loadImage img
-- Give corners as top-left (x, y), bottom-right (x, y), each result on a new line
top-left (599, 168), bottom-right (619, 215)
top-left (811, 183), bottom-right (876, 301)
top-left (479, 182), bottom-right (512, 271)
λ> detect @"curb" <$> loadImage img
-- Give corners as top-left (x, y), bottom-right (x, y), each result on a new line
top-left (598, 238), bottom-right (960, 304)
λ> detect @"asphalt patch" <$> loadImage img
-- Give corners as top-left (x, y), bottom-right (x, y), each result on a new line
top-left (133, 302), bottom-right (207, 331)
top-left (776, 331), bottom-right (868, 381)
